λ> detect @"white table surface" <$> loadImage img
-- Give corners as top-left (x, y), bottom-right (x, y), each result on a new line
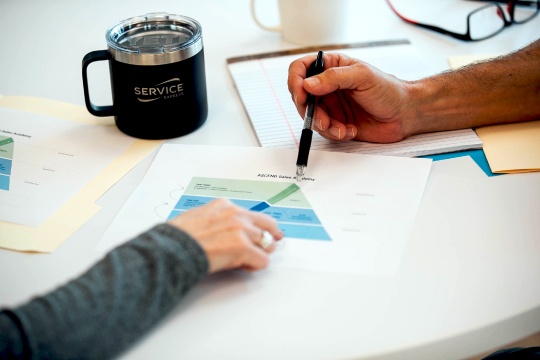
top-left (1, 1), bottom-right (540, 359)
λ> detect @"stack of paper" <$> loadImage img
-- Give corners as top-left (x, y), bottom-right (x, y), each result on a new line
top-left (0, 107), bottom-right (137, 227)
top-left (0, 96), bottom-right (163, 252)
top-left (228, 40), bottom-right (483, 157)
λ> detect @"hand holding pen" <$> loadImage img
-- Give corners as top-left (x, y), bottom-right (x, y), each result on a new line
top-left (287, 52), bottom-right (410, 145)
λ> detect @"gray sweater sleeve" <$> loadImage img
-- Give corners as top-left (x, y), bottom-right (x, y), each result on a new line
top-left (0, 224), bottom-right (209, 360)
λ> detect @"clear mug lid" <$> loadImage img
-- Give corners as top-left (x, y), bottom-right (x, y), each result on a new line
top-left (106, 13), bottom-right (202, 55)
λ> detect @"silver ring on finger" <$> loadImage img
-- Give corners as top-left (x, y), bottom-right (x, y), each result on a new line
top-left (259, 230), bottom-right (274, 250)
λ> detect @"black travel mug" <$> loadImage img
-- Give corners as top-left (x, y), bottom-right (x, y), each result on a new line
top-left (82, 13), bottom-right (208, 139)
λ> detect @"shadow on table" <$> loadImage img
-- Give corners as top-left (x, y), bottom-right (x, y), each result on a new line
top-left (465, 332), bottom-right (540, 360)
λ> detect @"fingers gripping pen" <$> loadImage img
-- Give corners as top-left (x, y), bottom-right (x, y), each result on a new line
top-left (296, 51), bottom-right (324, 182)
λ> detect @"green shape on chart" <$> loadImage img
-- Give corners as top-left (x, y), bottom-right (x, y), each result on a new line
top-left (185, 177), bottom-right (311, 208)
top-left (266, 183), bottom-right (300, 205)
top-left (0, 136), bottom-right (14, 160)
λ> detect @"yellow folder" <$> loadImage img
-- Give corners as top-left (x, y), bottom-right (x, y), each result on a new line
top-left (476, 121), bottom-right (540, 173)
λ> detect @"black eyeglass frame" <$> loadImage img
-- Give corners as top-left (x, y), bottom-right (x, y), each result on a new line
top-left (386, 0), bottom-right (540, 41)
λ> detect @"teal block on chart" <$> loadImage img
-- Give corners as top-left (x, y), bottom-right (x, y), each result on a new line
top-left (279, 223), bottom-right (331, 241)
top-left (0, 174), bottom-right (9, 191)
top-left (261, 206), bottom-right (322, 225)
top-left (174, 195), bottom-right (263, 211)
top-left (420, 150), bottom-right (502, 177)
top-left (0, 158), bottom-right (12, 176)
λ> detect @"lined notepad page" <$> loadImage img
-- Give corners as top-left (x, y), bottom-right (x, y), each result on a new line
top-left (228, 43), bottom-right (482, 157)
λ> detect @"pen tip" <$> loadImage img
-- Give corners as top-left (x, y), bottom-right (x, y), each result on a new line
top-left (296, 165), bottom-right (305, 182)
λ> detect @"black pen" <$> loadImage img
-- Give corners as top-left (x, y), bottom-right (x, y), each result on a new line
top-left (296, 51), bottom-right (324, 182)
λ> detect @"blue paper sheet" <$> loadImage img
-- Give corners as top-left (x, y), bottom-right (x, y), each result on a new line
top-left (420, 150), bottom-right (502, 177)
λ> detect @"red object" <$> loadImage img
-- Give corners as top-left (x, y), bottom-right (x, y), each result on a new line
top-left (386, 0), bottom-right (419, 24)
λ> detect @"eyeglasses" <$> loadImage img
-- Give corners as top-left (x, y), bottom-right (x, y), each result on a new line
top-left (387, 0), bottom-right (540, 41)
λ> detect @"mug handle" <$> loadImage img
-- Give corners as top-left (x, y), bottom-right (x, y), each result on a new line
top-left (82, 50), bottom-right (114, 117)
top-left (250, 0), bottom-right (282, 31)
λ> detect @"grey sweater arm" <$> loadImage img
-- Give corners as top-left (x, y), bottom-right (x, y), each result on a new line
top-left (0, 224), bottom-right (209, 360)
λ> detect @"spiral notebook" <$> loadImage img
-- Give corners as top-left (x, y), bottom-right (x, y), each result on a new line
top-left (227, 40), bottom-right (482, 157)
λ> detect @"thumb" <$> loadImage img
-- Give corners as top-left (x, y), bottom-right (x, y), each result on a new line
top-left (303, 65), bottom-right (374, 96)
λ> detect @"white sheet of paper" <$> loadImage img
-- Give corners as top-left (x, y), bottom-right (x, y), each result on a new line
top-left (0, 107), bottom-right (136, 227)
top-left (228, 43), bottom-right (482, 157)
top-left (97, 144), bottom-right (432, 276)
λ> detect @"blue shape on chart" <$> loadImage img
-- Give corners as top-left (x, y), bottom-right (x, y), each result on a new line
top-left (167, 209), bottom-right (185, 221)
top-left (170, 196), bottom-right (329, 239)
top-left (279, 223), bottom-right (331, 241)
top-left (174, 195), bottom-right (263, 211)
top-left (0, 174), bottom-right (9, 191)
top-left (250, 202), bottom-right (270, 212)
top-left (174, 196), bottom-right (323, 225)
top-left (230, 199), bottom-right (263, 208)
top-left (261, 207), bottom-right (321, 225)
top-left (0, 158), bottom-right (12, 176)
top-left (174, 195), bottom-right (215, 210)
top-left (420, 149), bottom-right (502, 177)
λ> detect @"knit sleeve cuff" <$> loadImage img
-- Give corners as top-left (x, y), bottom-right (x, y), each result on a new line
top-left (149, 223), bottom-right (209, 278)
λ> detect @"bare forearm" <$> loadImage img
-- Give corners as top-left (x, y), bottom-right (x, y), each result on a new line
top-left (407, 39), bottom-right (540, 136)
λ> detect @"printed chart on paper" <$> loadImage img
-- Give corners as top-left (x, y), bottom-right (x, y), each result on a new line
top-left (168, 177), bottom-right (331, 241)
top-left (97, 144), bottom-right (433, 275)
top-left (0, 107), bottom-right (136, 227)
top-left (0, 136), bottom-right (14, 191)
